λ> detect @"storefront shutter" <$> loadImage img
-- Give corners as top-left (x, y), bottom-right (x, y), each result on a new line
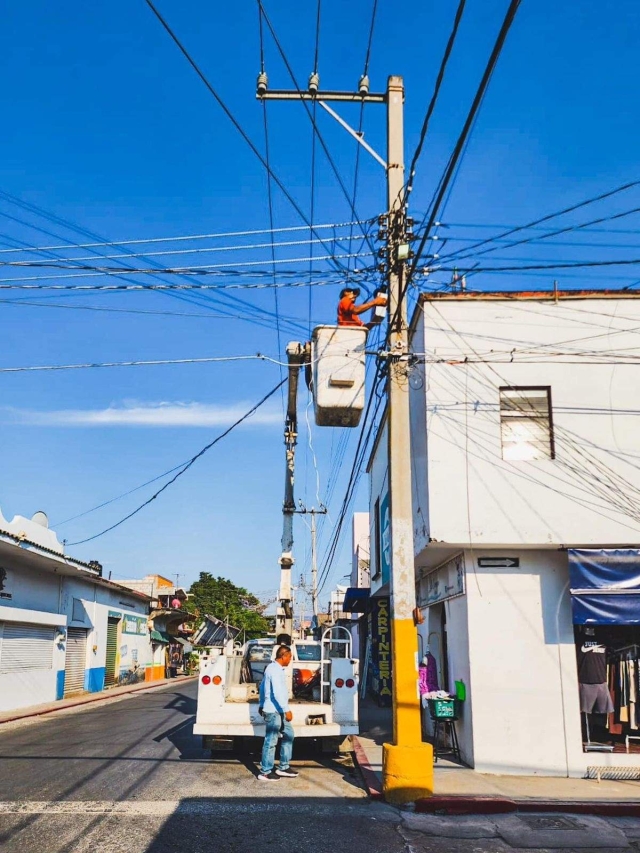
top-left (105, 618), bottom-right (119, 686)
top-left (64, 627), bottom-right (88, 696)
top-left (0, 623), bottom-right (55, 673)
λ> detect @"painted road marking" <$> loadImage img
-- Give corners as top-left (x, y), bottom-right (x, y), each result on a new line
top-left (0, 801), bottom-right (368, 816)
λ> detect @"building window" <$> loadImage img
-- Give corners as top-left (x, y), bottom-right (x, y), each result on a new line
top-left (72, 597), bottom-right (86, 623)
top-left (499, 386), bottom-right (554, 461)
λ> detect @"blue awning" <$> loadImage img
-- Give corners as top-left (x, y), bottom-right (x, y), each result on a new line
top-left (569, 549), bottom-right (640, 624)
top-left (342, 587), bottom-right (370, 613)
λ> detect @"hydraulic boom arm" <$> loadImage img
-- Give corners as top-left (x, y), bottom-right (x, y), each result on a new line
top-left (275, 342), bottom-right (307, 640)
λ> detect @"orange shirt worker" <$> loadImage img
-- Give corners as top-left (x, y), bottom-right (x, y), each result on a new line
top-left (336, 287), bottom-right (386, 328)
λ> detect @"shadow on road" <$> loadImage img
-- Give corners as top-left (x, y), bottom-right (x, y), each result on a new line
top-left (140, 798), bottom-right (401, 853)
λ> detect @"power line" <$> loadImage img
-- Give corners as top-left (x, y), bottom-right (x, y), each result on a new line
top-left (0, 353), bottom-right (293, 374)
top-left (3, 234), bottom-right (357, 265)
top-left (0, 192), bottom-right (309, 334)
top-left (440, 204), bottom-right (640, 270)
top-left (67, 378), bottom-right (286, 546)
top-left (316, 365), bottom-right (386, 594)
top-left (0, 276), bottom-right (366, 292)
top-left (256, 2), bottom-right (376, 258)
top-left (0, 255), bottom-right (374, 284)
top-left (403, 0), bottom-right (467, 207)
top-left (143, 0), bottom-right (352, 275)
top-left (429, 257), bottom-right (640, 274)
top-left (406, 0), bottom-right (523, 302)
top-left (0, 296), bottom-right (315, 329)
top-left (0, 220), bottom-right (371, 256)
top-left (439, 180), bottom-right (640, 263)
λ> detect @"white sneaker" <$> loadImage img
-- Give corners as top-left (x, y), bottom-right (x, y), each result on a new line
top-left (257, 771), bottom-right (280, 782)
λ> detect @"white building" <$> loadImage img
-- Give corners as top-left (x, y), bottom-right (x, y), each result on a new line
top-left (0, 508), bottom-right (153, 713)
top-left (368, 290), bottom-right (640, 777)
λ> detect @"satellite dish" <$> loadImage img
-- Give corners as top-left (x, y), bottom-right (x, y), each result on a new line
top-left (31, 511), bottom-right (49, 528)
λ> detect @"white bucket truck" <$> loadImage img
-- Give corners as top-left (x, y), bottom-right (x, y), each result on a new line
top-left (194, 339), bottom-right (360, 752)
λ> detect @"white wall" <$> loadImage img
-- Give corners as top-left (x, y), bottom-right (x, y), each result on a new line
top-left (2, 562), bottom-right (61, 615)
top-left (409, 311), bottom-right (430, 553)
top-left (417, 296), bottom-right (640, 547)
top-left (464, 548), bottom-right (584, 776)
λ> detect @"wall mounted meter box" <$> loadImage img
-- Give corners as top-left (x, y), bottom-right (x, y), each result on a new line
top-left (311, 325), bottom-right (367, 427)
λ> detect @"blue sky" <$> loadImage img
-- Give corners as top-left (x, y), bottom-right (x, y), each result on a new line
top-left (0, 1), bottom-right (638, 604)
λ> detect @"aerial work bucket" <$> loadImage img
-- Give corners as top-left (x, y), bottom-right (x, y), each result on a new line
top-left (311, 326), bottom-right (367, 427)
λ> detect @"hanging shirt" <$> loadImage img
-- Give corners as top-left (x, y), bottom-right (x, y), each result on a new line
top-left (577, 642), bottom-right (607, 684)
top-left (337, 297), bottom-right (364, 327)
top-left (418, 653), bottom-right (440, 695)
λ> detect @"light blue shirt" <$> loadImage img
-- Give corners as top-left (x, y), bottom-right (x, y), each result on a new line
top-left (259, 660), bottom-right (289, 714)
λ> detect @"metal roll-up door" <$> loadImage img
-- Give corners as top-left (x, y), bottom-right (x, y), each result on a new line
top-left (0, 623), bottom-right (55, 673)
top-left (105, 618), bottom-right (119, 686)
top-left (64, 628), bottom-right (88, 696)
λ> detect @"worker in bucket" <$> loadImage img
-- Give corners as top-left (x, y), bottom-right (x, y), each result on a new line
top-left (337, 286), bottom-right (387, 328)
top-left (257, 644), bottom-right (298, 781)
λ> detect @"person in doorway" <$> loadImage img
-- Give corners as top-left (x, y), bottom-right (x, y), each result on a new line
top-left (337, 287), bottom-right (386, 328)
top-left (257, 644), bottom-right (298, 781)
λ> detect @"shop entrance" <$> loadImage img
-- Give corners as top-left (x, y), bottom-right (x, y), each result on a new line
top-left (569, 548), bottom-right (640, 755)
top-left (105, 618), bottom-right (119, 686)
top-left (575, 624), bottom-right (640, 753)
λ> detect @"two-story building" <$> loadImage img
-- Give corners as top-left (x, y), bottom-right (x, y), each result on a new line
top-left (0, 508), bottom-right (153, 713)
top-left (368, 289), bottom-right (640, 777)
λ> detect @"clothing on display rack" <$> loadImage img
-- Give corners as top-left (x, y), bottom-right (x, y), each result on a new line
top-left (419, 652), bottom-right (439, 696)
top-left (607, 645), bottom-right (640, 734)
top-left (577, 640), bottom-right (614, 714)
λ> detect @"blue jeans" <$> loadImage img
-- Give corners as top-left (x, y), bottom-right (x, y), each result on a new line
top-left (260, 712), bottom-right (294, 773)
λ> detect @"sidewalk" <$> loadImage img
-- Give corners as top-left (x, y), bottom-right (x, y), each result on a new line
top-left (353, 699), bottom-right (640, 816)
top-left (0, 674), bottom-right (197, 727)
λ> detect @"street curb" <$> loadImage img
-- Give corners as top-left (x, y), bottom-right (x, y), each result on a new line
top-left (352, 738), bottom-right (640, 816)
top-left (414, 797), bottom-right (640, 818)
top-left (0, 675), bottom-right (198, 727)
top-left (352, 736), bottom-right (383, 800)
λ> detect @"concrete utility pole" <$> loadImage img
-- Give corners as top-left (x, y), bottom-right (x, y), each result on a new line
top-left (259, 74), bottom-right (432, 803)
top-left (382, 75), bottom-right (433, 802)
top-left (294, 506), bottom-right (327, 619)
top-left (310, 511), bottom-right (318, 617)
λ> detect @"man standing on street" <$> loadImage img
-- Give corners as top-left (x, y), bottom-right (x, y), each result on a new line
top-left (257, 644), bottom-right (299, 781)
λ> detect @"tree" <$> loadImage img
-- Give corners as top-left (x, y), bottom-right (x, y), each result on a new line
top-left (186, 573), bottom-right (270, 640)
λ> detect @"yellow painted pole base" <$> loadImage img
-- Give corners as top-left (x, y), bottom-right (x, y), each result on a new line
top-left (382, 742), bottom-right (434, 805)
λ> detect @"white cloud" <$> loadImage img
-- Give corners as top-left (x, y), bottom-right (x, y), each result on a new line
top-left (1, 401), bottom-right (282, 428)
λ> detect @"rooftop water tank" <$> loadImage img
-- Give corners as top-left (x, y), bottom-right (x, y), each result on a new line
top-left (312, 325), bottom-right (367, 427)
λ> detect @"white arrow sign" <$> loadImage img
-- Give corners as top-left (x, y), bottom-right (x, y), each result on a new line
top-left (477, 557), bottom-right (520, 568)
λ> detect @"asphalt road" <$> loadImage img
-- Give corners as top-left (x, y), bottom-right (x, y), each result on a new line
top-left (2, 681), bottom-right (640, 853)
top-left (0, 680), bottom-right (405, 853)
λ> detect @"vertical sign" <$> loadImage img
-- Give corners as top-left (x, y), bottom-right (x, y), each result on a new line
top-left (379, 492), bottom-right (391, 586)
top-left (372, 596), bottom-right (392, 705)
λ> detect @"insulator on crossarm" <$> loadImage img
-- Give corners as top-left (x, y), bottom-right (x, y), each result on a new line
top-left (358, 74), bottom-right (370, 96)
top-left (256, 71), bottom-right (268, 96)
top-left (308, 72), bottom-right (320, 95)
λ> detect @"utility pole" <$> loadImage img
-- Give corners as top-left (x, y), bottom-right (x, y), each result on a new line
top-left (259, 73), bottom-right (432, 803)
top-left (310, 511), bottom-right (318, 618)
top-left (382, 76), bottom-right (433, 802)
top-left (293, 505), bottom-right (327, 620)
